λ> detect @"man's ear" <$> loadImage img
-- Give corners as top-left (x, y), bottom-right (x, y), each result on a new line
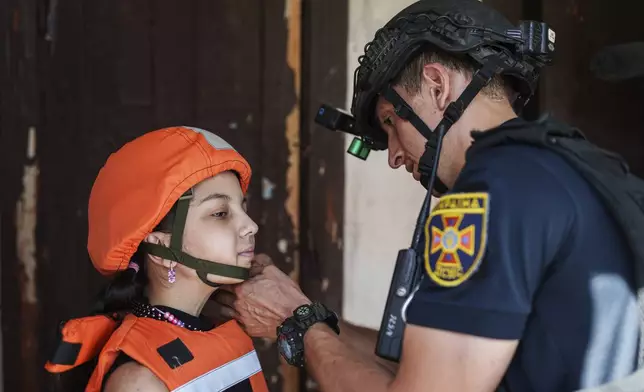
top-left (422, 62), bottom-right (451, 112)
top-left (143, 232), bottom-right (173, 269)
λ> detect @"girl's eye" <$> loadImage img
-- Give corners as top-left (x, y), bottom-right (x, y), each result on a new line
top-left (383, 116), bottom-right (393, 126)
top-left (211, 211), bottom-right (228, 219)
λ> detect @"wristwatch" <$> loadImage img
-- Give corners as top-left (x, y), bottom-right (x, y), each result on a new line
top-left (276, 302), bottom-right (340, 367)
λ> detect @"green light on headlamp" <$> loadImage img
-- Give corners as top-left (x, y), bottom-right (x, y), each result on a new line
top-left (347, 137), bottom-right (371, 160)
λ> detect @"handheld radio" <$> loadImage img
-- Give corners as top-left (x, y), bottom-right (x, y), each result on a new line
top-left (315, 104), bottom-right (444, 362)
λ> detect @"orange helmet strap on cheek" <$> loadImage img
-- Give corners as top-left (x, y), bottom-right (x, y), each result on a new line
top-left (140, 189), bottom-right (250, 287)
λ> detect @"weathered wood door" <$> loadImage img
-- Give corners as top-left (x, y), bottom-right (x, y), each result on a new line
top-left (0, 0), bottom-right (347, 391)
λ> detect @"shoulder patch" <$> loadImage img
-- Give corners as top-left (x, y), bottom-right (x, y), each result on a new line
top-left (424, 192), bottom-right (489, 287)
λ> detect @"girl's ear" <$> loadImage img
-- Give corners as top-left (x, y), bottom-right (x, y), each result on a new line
top-left (142, 232), bottom-right (173, 268)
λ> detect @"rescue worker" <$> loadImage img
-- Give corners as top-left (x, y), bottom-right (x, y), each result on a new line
top-left (213, 0), bottom-right (643, 391)
top-left (44, 126), bottom-right (269, 392)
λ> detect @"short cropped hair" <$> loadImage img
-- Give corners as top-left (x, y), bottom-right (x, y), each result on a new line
top-left (395, 48), bottom-right (512, 101)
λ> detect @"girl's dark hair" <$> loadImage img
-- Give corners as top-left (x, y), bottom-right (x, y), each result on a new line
top-left (88, 249), bottom-right (149, 315)
top-left (51, 206), bottom-right (176, 391)
top-left (90, 205), bottom-right (176, 315)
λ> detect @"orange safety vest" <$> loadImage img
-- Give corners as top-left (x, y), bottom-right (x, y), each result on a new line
top-left (45, 314), bottom-right (269, 391)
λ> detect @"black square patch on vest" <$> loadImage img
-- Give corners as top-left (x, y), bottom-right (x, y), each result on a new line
top-left (49, 341), bottom-right (82, 365)
top-left (157, 338), bottom-right (194, 369)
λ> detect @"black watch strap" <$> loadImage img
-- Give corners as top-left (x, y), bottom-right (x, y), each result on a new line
top-left (292, 302), bottom-right (340, 335)
top-left (277, 302), bottom-right (340, 368)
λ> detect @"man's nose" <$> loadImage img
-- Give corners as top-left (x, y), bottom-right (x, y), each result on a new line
top-left (386, 128), bottom-right (405, 168)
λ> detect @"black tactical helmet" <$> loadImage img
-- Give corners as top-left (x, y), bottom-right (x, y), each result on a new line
top-left (349, 0), bottom-right (555, 192)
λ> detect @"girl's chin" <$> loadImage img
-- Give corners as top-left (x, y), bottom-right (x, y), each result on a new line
top-left (206, 274), bottom-right (244, 286)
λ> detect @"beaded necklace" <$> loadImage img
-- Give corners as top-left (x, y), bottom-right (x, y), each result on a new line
top-left (131, 301), bottom-right (203, 332)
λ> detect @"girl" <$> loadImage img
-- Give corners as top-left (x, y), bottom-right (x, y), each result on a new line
top-left (45, 126), bottom-right (269, 392)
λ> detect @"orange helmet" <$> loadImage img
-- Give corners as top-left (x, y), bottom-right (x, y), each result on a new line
top-left (87, 126), bottom-right (252, 285)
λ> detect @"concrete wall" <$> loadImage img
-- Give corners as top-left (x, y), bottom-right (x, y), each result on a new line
top-left (342, 0), bottom-right (427, 329)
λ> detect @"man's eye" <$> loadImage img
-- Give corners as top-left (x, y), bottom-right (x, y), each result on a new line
top-left (383, 116), bottom-right (393, 126)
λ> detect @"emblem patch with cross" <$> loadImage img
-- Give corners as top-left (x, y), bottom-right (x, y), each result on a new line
top-left (424, 192), bottom-right (490, 287)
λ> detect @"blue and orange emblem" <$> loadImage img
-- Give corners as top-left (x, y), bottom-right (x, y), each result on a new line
top-left (424, 192), bottom-right (489, 287)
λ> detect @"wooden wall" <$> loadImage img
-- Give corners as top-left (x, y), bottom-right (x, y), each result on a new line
top-left (299, 0), bottom-right (347, 389)
top-left (487, 0), bottom-right (644, 175)
top-left (2, 0), bottom-right (643, 391)
top-left (541, 0), bottom-right (644, 177)
top-left (0, 0), bottom-right (347, 391)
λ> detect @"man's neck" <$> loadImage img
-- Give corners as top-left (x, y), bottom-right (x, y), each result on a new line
top-left (461, 99), bottom-right (517, 134)
top-left (440, 99), bottom-right (517, 188)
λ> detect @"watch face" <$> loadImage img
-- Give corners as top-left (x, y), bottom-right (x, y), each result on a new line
top-left (295, 305), bottom-right (312, 318)
top-left (278, 334), bottom-right (292, 359)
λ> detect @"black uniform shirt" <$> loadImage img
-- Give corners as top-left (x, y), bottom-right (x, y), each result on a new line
top-left (405, 118), bottom-right (639, 391)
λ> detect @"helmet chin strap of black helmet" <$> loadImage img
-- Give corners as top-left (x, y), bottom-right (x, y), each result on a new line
top-left (140, 188), bottom-right (250, 288)
top-left (381, 59), bottom-right (500, 194)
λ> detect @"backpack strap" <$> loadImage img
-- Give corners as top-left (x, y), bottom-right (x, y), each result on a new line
top-left (546, 123), bottom-right (644, 370)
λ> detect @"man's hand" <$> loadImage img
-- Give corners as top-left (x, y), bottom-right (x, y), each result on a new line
top-left (211, 254), bottom-right (311, 339)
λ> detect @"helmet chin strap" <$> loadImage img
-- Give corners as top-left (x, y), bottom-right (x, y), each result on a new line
top-left (140, 188), bottom-right (250, 288)
top-left (381, 60), bottom-right (500, 194)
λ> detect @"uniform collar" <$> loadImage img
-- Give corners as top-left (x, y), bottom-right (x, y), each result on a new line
top-left (470, 116), bottom-right (529, 141)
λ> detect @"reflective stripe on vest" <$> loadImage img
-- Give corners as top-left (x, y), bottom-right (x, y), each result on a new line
top-left (174, 350), bottom-right (261, 392)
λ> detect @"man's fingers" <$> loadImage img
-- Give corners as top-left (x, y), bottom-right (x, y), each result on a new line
top-left (253, 253), bottom-right (273, 267)
top-left (217, 284), bottom-right (236, 294)
top-left (218, 306), bottom-right (240, 320)
top-left (212, 289), bottom-right (236, 308)
top-left (202, 299), bottom-right (239, 323)
top-left (250, 253), bottom-right (273, 275)
top-left (247, 253), bottom-right (275, 277)
top-left (249, 263), bottom-right (266, 278)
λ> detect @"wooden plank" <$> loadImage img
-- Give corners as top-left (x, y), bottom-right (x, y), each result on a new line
top-left (16, 0), bottom-right (39, 385)
top-left (38, 1), bottom-right (154, 389)
top-left (300, 0), bottom-right (347, 328)
top-left (0, 0), bottom-right (43, 390)
top-left (0, 0), bottom-right (31, 388)
top-left (117, 0), bottom-right (152, 107)
top-left (3, 0), bottom-right (299, 390)
top-left (76, 0), bottom-right (154, 312)
top-left (299, 0), bottom-right (347, 389)
top-left (37, 0), bottom-right (90, 363)
top-left (191, 1), bottom-right (286, 389)
top-left (194, 0), bottom-right (262, 223)
top-left (80, 0), bottom-right (154, 145)
top-left (541, 0), bottom-right (644, 176)
top-left (258, 0), bottom-right (302, 390)
top-left (152, 0), bottom-right (196, 127)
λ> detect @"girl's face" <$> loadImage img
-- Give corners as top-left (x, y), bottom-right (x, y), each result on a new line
top-left (181, 171), bottom-right (258, 285)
